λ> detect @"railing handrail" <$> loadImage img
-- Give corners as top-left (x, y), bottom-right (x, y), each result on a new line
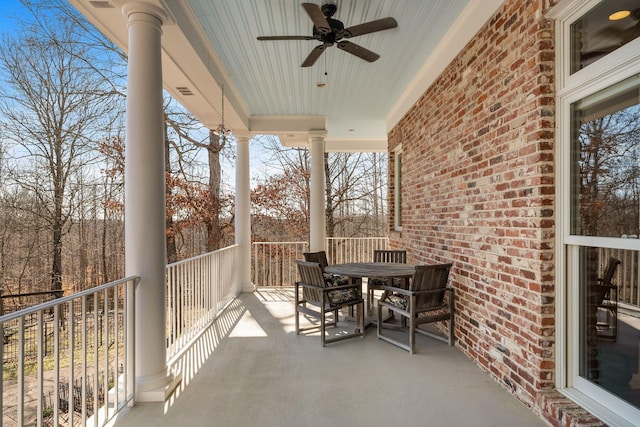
top-left (325, 236), bottom-right (389, 239)
top-left (0, 276), bottom-right (140, 323)
top-left (167, 244), bottom-right (239, 269)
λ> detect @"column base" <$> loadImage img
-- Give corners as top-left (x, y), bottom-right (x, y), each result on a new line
top-left (135, 370), bottom-right (182, 402)
top-left (241, 281), bottom-right (255, 293)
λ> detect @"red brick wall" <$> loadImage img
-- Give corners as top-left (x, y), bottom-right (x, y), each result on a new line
top-left (388, 0), bottom-right (560, 415)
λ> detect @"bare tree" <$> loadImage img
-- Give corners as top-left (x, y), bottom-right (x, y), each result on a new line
top-left (165, 106), bottom-right (234, 255)
top-left (252, 136), bottom-right (387, 241)
top-left (0, 8), bottom-right (120, 296)
top-left (578, 106), bottom-right (640, 237)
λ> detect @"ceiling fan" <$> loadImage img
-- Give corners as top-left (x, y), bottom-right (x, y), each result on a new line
top-left (583, 8), bottom-right (640, 62)
top-left (257, 3), bottom-right (398, 67)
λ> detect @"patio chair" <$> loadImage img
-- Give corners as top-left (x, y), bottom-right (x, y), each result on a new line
top-left (367, 249), bottom-right (407, 313)
top-left (295, 260), bottom-right (365, 346)
top-left (377, 263), bottom-right (454, 354)
top-left (303, 250), bottom-right (349, 286)
top-left (592, 257), bottom-right (621, 341)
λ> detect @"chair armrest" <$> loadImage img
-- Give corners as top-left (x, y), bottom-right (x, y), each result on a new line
top-left (295, 281), bottom-right (324, 291)
top-left (378, 284), bottom-right (452, 297)
top-left (295, 281), bottom-right (360, 292)
top-left (325, 282), bottom-right (361, 291)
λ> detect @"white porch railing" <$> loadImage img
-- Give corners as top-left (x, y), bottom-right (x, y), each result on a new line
top-left (165, 245), bottom-right (239, 361)
top-left (0, 276), bottom-right (137, 427)
top-left (0, 244), bottom-right (240, 427)
top-left (253, 237), bottom-right (389, 287)
top-left (325, 237), bottom-right (390, 265)
top-left (2, 239), bottom-right (389, 425)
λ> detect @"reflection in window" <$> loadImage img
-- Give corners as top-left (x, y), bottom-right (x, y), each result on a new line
top-left (394, 150), bottom-right (402, 230)
top-left (571, 0), bottom-right (640, 73)
top-left (570, 75), bottom-right (640, 238)
top-left (578, 246), bottom-right (640, 408)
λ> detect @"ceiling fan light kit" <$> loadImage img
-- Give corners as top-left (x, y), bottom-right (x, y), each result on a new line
top-left (257, 2), bottom-right (398, 67)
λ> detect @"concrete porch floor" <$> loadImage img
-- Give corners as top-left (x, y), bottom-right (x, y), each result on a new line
top-left (112, 289), bottom-right (548, 427)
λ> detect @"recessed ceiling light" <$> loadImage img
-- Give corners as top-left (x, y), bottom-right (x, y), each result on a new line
top-left (609, 10), bottom-right (631, 21)
top-left (315, 82), bottom-right (328, 88)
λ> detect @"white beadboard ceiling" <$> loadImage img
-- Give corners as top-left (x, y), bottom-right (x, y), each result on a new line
top-left (70, 0), bottom-right (505, 150)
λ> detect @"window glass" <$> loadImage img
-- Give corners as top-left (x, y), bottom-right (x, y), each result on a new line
top-left (570, 74), bottom-right (640, 237)
top-left (578, 246), bottom-right (640, 409)
top-left (571, 1), bottom-right (640, 73)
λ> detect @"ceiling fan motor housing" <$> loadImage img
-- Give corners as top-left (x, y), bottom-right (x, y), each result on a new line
top-left (313, 17), bottom-right (344, 42)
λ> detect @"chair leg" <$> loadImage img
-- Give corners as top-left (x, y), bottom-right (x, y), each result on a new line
top-left (321, 309), bottom-right (326, 347)
top-left (295, 287), bottom-right (300, 335)
top-left (409, 315), bottom-right (416, 354)
top-left (357, 301), bottom-right (365, 335)
top-left (377, 301), bottom-right (382, 337)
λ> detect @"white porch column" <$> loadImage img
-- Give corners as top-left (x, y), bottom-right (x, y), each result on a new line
top-left (309, 131), bottom-right (326, 252)
top-left (122, 2), bottom-right (180, 401)
top-left (234, 132), bottom-right (254, 292)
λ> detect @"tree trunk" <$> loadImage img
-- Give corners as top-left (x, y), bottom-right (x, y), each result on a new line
top-left (206, 129), bottom-right (223, 251)
top-left (165, 120), bottom-right (178, 263)
top-left (51, 217), bottom-right (63, 297)
top-left (324, 152), bottom-right (335, 237)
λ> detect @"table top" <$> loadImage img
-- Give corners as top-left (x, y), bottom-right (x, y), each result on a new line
top-left (325, 262), bottom-right (415, 278)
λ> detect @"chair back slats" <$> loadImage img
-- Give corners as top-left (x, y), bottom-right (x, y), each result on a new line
top-left (373, 249), bottom-right (407, 264)
top-left (601, 257), bottom-right (621, 287)
top-left (303, 251), bottom-right (330, 272)
top-left (296, 260), bottom-right (327, 303)
top-left (410, 263), bottom-right (453, 308)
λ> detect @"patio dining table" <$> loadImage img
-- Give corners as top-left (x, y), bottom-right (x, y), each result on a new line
top-left (325, 262), bottom-right (416, 325)
top-left (325, 262), bottom-right (415, 284)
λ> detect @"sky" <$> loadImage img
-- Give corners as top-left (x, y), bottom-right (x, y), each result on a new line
top-left (0, 0), bottom-right (281, 184)
top-left (0, 0), bottom-right (28, 32)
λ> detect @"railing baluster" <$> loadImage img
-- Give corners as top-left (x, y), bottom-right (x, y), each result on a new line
top-left (103, 288), bottom-right (109, 423)
top-left (81, 296), bottom-right (88, 424)
top-left (17, 316), bottom-right (24, 426)
top-left (68, 300), bottom-right (75, 426)
top-left (37, 311), bottom-right (44, 427)
top-left (93, 291), bottom-right (99, 426)
top-left (114, 282), bottom-right (120, 413)
top-left (127, 278), bottom-right (136, 407)
top-left (53, 305), bottom-right (60, 427)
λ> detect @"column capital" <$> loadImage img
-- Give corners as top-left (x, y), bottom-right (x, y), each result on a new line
top-left (308, 130), bottom-right (327, 142)
top-left (118, 1), bottom-right (175, 25)
top-left (233, 131), bottom-right (253, 142)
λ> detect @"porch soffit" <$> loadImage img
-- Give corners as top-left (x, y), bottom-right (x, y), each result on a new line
top-left (68, 0), bottom-right (504, 151)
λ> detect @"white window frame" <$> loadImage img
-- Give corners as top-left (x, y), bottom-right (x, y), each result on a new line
top-left (550, 1), bottom-right (640, 425)
top-left (393, 144), bottom-right (402, 232)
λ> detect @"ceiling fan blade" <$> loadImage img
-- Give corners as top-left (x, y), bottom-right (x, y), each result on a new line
top-left (302, 44), bottom-right (328, 67)
top-left (257, 35), bottom-right (316, 41)
top-left (302, 3), bottom-right (331, 35)
top-left (339, 17), bottom-right (398, 38)
top-left (581, 46), bottom-right (619, 61)
top-left (336, 40), bottom-right (380, 62)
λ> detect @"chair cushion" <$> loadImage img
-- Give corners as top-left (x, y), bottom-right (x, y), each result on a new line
top-left (324, 274), bottom-right (349, 286)
top-left (327, 288), bottom-right (359, 305)
top-left (369, 277), bottom-right (389, 288)
top-left (384, 293), bottom-right (408, 310)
